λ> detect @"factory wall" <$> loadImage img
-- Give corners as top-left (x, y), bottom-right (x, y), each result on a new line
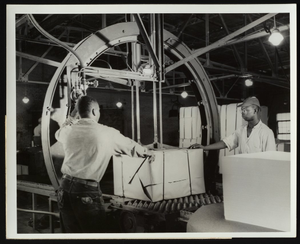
top-left (16, 83), bottom-right (48, 149)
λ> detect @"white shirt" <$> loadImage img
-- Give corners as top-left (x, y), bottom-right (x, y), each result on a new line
top-left (222, 120), bottom-right (276, 154)
top-left (33, 124), bottom-right (41, 136)
top-left (55, 117), bottom-right (149, 182)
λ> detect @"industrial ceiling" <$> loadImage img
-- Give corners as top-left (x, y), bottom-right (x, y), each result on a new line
top-left (16, 13), bottom-right (290, 103)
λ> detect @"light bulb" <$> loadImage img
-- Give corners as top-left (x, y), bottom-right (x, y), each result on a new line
top-left (181, 91), bottom-right (188, 98)
top-left (245, 79), bottom-right (253, 87)
top-left (268, 29), bottom-right (284, 46)
top-left (22, 96), bottom-right (29, 104)
top-left (116, 102), bottom-right (122, 108)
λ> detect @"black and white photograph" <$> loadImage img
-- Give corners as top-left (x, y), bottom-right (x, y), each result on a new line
top-left (6, 4), bottom-right (296, 239)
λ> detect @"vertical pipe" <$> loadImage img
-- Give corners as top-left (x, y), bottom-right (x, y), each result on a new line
top-left (49, 197), bottom-right (53, 232)
top-left (244, 15), bottom-right (248, 71)
top-left (102, 14), bottom-right (106, 29)
top-left (131, 85), bottom-right (135, 140)
top-left (136, 79), bottom-right (141, 144)
top-left (274, 46), bottom-right (278, 77)
top-left (32, 193), bottom-right (36, 230)
top-left (18, 28), bottom-right (22, 80)
top-left (150, 14), bottom-right (158, 146)
top-left (130, 24), bottom-right (142, 144)
top-left (130, 14), bottom-right (137, 141)
top-left (157, 14), bottom-right (164, 148)
top-left (205, 14), bottom-right (210, 66)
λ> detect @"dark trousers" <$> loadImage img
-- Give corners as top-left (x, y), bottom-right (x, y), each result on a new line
top-left (57, 177), bottom-right (107, 233)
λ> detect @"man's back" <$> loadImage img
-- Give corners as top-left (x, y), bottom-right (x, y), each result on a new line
top-left (56, 118), bottom-right (117, 181)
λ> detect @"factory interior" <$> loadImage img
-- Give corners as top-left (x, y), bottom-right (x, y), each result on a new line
top-left (10, 8), bottom-right (295, 237)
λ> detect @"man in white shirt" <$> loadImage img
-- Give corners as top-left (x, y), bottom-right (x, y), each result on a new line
top-left (33, 117), bottom-right (41, 137)
top-left (55, 95), bottom-right (154, 233)
top-left (190, 96), bottom-right (276, 153)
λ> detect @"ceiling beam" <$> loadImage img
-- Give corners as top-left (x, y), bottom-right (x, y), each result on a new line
top-left (84, 66), bottom-right (156, 82)
top-left (219, 14), bottom-right (245, 71)
top-left (16, 51), bottom-right (61, 67)
top-left (225, 24), bottom-right (289, 46)
top-left (205, 65), bottom-right (289, 89)
top-left (178, 14), bottom-right (194, 39)
top-left (165, 13), bottom-right (278, 73)
top-left (20, 30), bottom-right (67, 81)
top-left (16, 15), bottom-right (28, 28)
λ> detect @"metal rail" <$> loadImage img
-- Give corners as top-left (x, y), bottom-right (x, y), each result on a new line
top-left (17, 208), bottom-right (59, 217)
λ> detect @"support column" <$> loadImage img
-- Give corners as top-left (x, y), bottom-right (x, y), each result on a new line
top-left (32, 193), bottom-right (36, 230)
top-left (205, 14), bottom-right (210, 67)
top-left (156, 14), bottom-right (165, 148)
top-left (132, 43), bottom-right (142, 144)
top-left (244, 15), bottom-right (248, 72)
top-left (131, 14), bottom-right (142, 143)
top-left (150, 14), bottom-right (158, 147)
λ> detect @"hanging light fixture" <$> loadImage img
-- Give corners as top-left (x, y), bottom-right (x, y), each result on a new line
top-left (22, 82), bottom-right (30, 104)
top-left (181, 85), bottom-right (188, 98)
top-left (116, 101), bottom-right (122, 108)
top-left (268, 16), bottom-right (284, 46)
top-left (181, 90), bottom-right (188, 98)
top-left (22, 96), bottom-right (29, 104)
top-left (245, 78), bottom-right (253, 87)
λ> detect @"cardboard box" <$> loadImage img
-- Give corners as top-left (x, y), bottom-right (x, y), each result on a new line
top-left (179, 107), bottom-right (202, 148)
top-left (222, 151), bottom-right (290, 231)
top-left (113, 148), bottom-right (205, 202)
top-left (17, 165), bottom-right (29, 175)
top-left (277, 142), bottom-right (290, 152)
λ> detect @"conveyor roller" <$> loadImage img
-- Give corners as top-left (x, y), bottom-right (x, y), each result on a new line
top-left (110, 193), bottom-right (222, 215)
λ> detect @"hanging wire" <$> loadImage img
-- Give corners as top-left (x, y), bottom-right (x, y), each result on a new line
top-left (273, 16), bottom-right (277, 29)
top-left (27, 14), bottom-right (85, 69)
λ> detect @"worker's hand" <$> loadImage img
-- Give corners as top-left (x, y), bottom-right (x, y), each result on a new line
top-left (189, 143), bottom-right (204, 149)
top-left (70, 107), bottom-right (78, 118)
top-left (70, 94), bottom-right (83, 118)
top-left (147, 150), bottom-right (156, 163)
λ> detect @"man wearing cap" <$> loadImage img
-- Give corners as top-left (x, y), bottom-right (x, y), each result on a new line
top-left (190, 97), bottom-right (276, 153)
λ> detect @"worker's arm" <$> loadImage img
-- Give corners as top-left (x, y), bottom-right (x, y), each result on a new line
top-left (55, 104), bottom-right (80, 142)
top-left (263, 129), bottom-right (277, 151)
top-left (189, 141), bottom-right (227, 150)
top-left (112, 130), bottom-right (155, 160)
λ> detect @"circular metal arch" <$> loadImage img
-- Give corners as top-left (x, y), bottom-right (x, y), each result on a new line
top-left (41, 22), bottom-right (220, 189)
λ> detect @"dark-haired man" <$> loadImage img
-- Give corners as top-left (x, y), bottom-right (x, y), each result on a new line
top-left (55, 95), bottom-right (154, 233)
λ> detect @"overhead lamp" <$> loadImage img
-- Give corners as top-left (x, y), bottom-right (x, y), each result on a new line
top-left (268, 16), bottom-right (284, 46)
top-left (181, 91), bottom-right (188, 98)
top-left (22, 82), bottom-right (29, 104)
top-left (116, 102), bottom-right (123, 108)
top-left (245, 78), bottom-right (253, 87)
top-left (22, 96), bottom-right (30, 104)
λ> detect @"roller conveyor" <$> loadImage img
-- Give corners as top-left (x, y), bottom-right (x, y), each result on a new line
top-left (108, 193), bottom-right (223, 232)
top-left (111, 193), bottom-right (222, 212)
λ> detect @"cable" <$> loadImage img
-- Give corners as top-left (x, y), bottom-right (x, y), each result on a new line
top-left (27, 14), bottom-right (85, 69)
